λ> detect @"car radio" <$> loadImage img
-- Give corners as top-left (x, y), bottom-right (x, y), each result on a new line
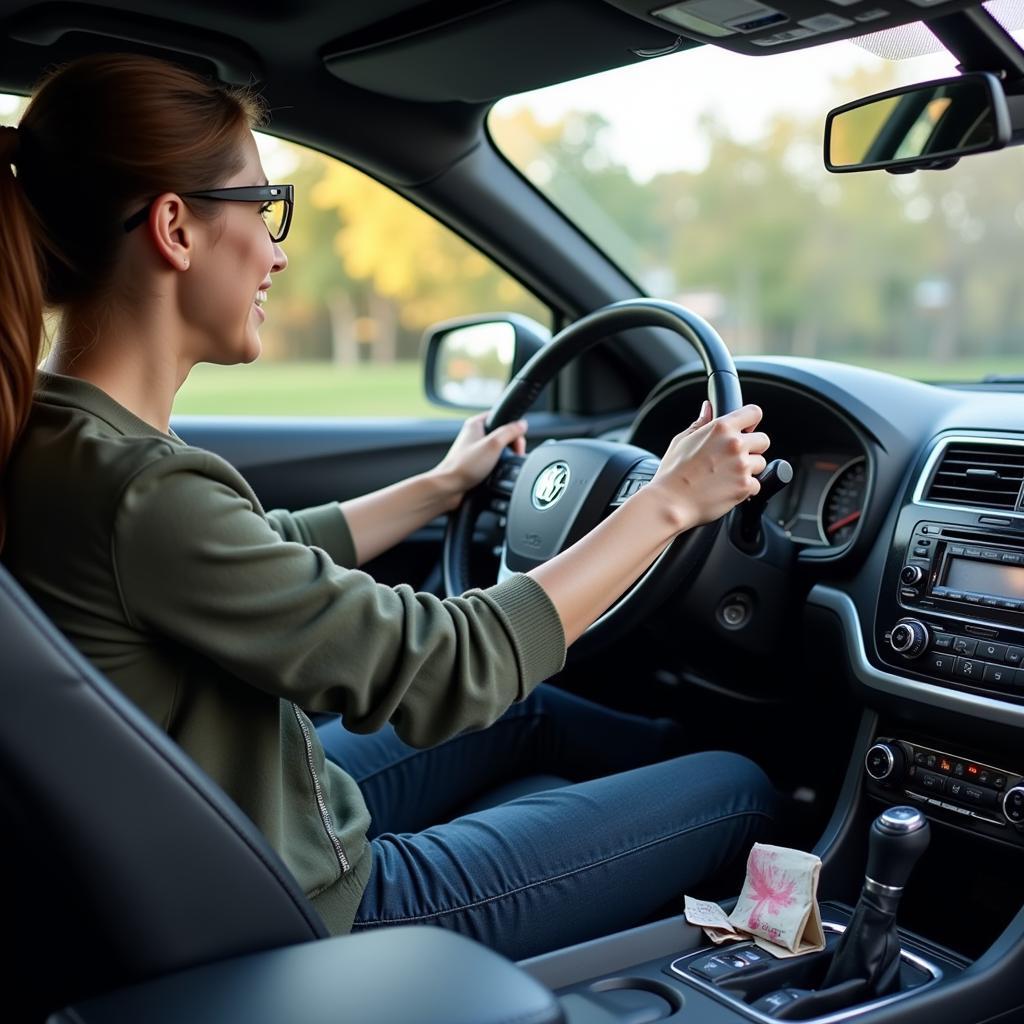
top-left (864, 737), bottom-right (1024, 845)
top-left (896, 521), bottom-right (1024, 622)
top-left (877, 519), bottom-right (1024, 701)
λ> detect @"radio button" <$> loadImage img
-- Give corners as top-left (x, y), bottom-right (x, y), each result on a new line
top-left (950, 545), bottom-right (965, 555)
top-left (945, 590), bottom-right (964, 601)
top-left (924, 652), bottom-right (955, 676)
top-left (953, 637), bottom-right (978, 656)
top-left (913, 547), bottom-right (930, 558)
top-left (1002, 553), bottom-right (1023, 564)
top-left (984, 663), bottom-right (1014, 688)
top-left (978, 642), bottom-right (1008, 662)
top-left (965, 547), bottom-right (983, 557)
top-left (954, 657), bottom-right (982, 680)
top-left (1005, 647), bottom-right (1024, 666)
top-left (999, 600), bottom-right (1021, 611)
top-left (901, 565), bottom-right (924, 586)
top-left (982, 549), bottom-right (1002, 560)
top-left (933, 632), bottom-right (954, 650)
top-left (1014, 668), bottom-right (1024, 690)
top-left (890, 619), bottom-right (929, 657)
top-left (964, 593), bottom-right (983, 604)
top-left (983, 597), bottom-right (1001, 608)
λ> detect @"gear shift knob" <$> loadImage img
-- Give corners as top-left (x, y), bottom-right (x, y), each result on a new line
top-left (821, 806), bottom-right (930, 998)
top-left (865, 806), bottom-right (931, 899)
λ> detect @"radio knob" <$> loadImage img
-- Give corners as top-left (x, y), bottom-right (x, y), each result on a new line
top-left (865, 742), bottom-right (905, 783)
top-left (1003, 786), bottom-right (1024, 827)
top-left (900, 565), bottom-right (924, 586)
top-left (889, 618), bottom-right (929, 659)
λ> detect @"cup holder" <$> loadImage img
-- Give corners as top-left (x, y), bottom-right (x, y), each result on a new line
top-left (585, 976), bottom-right (682, 1022)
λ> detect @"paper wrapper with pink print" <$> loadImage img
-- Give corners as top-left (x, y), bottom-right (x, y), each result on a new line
top-left (726, 844), bottom-right (825, 957)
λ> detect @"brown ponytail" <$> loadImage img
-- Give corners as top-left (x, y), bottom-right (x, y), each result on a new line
top-left (0, 124), bottom-right (41, 549)
top-left (0, 54), bottom-right (266, 548)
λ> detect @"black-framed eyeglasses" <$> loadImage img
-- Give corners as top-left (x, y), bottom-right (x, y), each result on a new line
top-left (122, 184), bottom-right (294, 243)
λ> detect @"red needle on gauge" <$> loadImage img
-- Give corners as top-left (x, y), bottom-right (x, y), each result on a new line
top-left (827, 510), bottom-right (861, 535)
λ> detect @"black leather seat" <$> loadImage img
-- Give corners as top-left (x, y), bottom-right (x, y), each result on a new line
top-left (0, 562), bottom-right (326, 1020)
top-left (0, 563), bottom-right (564, 1024)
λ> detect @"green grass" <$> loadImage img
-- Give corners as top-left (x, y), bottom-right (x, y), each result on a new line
top-left (174, 361), bottom-right (463, 418)
top-left (172, 356), bottom-right (1024, 419)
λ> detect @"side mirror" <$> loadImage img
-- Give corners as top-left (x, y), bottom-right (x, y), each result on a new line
top-left (422, 314), bottom-right (550, 411)
top-left (824, 72), bottom-right (1011, 173)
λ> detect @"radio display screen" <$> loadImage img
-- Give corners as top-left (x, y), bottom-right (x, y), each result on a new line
top-left (944, 557), bottom-right (1024, 599)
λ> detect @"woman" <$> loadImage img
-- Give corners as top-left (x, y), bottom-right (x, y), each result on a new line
top-left (0, 54), bottom-right (777, 960)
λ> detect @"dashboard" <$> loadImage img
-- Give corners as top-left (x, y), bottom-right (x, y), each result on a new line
top-left (624, 356), bottom-right (1024, 727)
top-left (772, 452), bottom-right (867, 547)
top-left (629, 358), bottom-right (881, 561)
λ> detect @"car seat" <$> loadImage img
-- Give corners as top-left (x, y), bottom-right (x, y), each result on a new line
top-left (0, 562), bottom-right (566, 1022)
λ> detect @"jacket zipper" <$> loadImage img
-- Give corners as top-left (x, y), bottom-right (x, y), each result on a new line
top-left (291, 703), bottom-right (351, 876)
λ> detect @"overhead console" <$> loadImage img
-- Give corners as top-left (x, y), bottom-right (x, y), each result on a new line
top-left (606, 0), bottom-right (987, 54)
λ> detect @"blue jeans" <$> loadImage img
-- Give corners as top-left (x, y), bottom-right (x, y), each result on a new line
top-left (317, 684), bottom-right (777, 961)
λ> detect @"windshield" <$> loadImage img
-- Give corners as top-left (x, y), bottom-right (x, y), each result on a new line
top-left (490, 27), bottom-right (1024, 382)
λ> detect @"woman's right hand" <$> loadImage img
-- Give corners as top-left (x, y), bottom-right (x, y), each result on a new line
top-left (648, 401), bottom-right (770, 534)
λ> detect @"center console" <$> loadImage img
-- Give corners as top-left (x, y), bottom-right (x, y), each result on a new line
top-left (876, 436), bottom-right (1024, 708)
top-left (523, 898), bottom-right (967, 1024)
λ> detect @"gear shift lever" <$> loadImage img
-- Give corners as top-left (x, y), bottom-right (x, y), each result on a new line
top-left (822, 806), bottom-right (930, 996)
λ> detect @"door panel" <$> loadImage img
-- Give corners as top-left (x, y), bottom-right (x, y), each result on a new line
top-left (171, 411), bottom-right (634, 587)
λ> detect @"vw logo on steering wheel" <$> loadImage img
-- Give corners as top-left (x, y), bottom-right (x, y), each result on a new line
top-left (531, 461), bottom-right (571, 510)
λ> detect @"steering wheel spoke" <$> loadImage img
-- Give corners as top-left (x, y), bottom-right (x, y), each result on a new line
top-left (605, 456), bottom-right (660, 514)
top-left (485, 451), bottom-right (526, 518)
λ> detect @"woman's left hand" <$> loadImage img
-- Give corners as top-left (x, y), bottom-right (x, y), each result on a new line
top-left (433, 412), bottom-right (528, 506)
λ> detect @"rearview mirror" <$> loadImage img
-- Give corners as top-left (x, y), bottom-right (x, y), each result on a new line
top-left (825, 72), bottom-right (1011, 173)
top-left (422, 314), bottom-right (551, 411)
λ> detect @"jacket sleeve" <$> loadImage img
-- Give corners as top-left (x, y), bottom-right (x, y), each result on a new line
top-left (111, 448), bottom-right (566, 748)
top-left (265, 502), bottom-right (358, 568)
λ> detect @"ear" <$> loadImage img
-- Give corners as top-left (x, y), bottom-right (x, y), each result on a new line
top-left (146, 192), bottom-right (193, 271)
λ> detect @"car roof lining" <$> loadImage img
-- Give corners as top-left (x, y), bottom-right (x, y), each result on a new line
top-left (0, 0), bottom-right (993, 102)
top-left (0, 0), bottom-right (1005, 183)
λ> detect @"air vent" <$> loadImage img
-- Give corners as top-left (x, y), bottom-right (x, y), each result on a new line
top-left (926, 442), bottom-right (1024, 511)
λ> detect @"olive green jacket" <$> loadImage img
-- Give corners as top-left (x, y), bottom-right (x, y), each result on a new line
top-left (3, 371), bottom-right (566, 933)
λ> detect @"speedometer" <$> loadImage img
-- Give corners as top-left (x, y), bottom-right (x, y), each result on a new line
top-left (820, 458), bottom-right (867, 546)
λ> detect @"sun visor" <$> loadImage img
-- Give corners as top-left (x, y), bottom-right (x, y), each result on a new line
top-left (606, 0), bottom-right (987, 55)
top-left (322, 0), bottom-right (691, 103)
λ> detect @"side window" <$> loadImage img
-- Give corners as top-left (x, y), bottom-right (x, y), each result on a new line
top-left (179, 134), bottom-right (551, 418)
top-left (1, 91), bottom-right (552, 418)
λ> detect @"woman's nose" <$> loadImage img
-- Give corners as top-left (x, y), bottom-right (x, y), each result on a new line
top-left (272, 242), bottom-right (288, 273)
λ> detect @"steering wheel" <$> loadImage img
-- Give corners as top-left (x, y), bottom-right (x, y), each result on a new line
top-left (443, 298), bottom-right (743, 656)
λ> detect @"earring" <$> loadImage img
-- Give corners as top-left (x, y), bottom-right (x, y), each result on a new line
top-left (182, 258), bottom-right (189, 270)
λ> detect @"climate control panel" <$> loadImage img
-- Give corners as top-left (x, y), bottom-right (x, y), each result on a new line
top-left (864, 737), bottom-right (1024, 845)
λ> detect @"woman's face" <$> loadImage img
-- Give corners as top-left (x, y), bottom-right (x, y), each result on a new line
top-left (182, 131), bottom-right (287, 367)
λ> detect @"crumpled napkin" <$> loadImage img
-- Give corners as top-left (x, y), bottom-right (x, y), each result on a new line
top-left (684, 843), bottom-right (826, 958)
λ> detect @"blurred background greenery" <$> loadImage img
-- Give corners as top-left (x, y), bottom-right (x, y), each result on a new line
top-left (3, 40), bottom-right (1022, 419)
